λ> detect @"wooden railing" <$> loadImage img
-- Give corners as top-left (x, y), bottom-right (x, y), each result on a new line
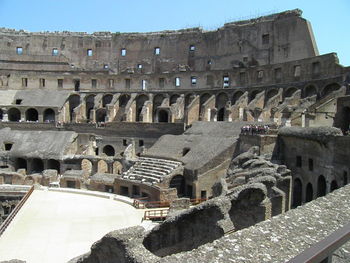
top-left (143, 209), bottom-right (169, 221)
top-left (133, 198), bottom-right (207, 209)
top-left (0, 185), bottom-right (35, 237)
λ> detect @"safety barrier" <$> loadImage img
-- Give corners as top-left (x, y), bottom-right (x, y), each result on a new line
top-left (133, 198), bottom-right (207, 209)
top-left (0, 185), bottom-right (34, 237)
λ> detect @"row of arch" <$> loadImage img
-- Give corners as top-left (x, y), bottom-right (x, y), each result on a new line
top-left (4, 108), bottom-right (55, 122)
top-left (68, 82), bottom-right (341, 123)
top-left (14, 158), bottom-right (60, 174)
top-left (292, 174), bottom-right (343, 207)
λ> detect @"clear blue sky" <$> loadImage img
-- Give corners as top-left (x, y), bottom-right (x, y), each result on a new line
top-left (0, 0), bottom-right (349, 65)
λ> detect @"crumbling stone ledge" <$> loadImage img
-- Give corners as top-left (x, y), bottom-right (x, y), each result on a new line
top-left (162, 184), bottom-right (350, 263)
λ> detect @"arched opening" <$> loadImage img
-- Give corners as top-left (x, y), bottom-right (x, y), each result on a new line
top-left (185, 93), bottom-right (195, 108)
top-left (330, 180), bottom-right (338, 192)
top-left (8, 108), bottom-right (21, 122)
top-left (102, 94), bottom-right (113, 107)
top-left (305, 183), bottom-right (313, 203)
top-left (170, 94), bottom-right (180, 105)
top-left (153, 94), bottom-right (166, 122)
top-left (304, 85), bottom-right (317, 98)
top-left (112, 161), bottom-right (122, 174)
top-left (341, 106), bottom-right (350, 134)
top-left (68, 95), bottom-right (80, 122)
top-left (292, 178), bottom-right (302, 207)
top-left (217, 108), bottom-right (225, 121)
top-left (283, 87), bottom-right (298, 98)
top-left (31, 158), bottom-right (44, 173)
top-left (0, 109), bottom-right (3, 120)
top-left (97, 160), bottom-right (108, 173)
top-left (81, 159), bottom-right (92, 176)
top-left (103, 145), bottom-right (115, 156)
top-left (199, 93), bottom-right (211, 118)
top-left (317, 175), bottom-right (327, 197)
top-left (169, 175), bottom-right (185, 197)
top-left (47, 159), bottom-right (60, 174)
top-left (157, 109), bottom-right (169, 123)
top-left (136, 95), bottom-right (149, 122)
top-left (85, 95), bottom-right (95, 121)
top-left (119, 94), bottom-right (130, 107)
top-left (96, 108), bottom-right (107, 122)
top-left (25, 108), bottom-right (39, 122)
top-left (15, 158), bottom-right (27, 171)
top-left (248, 90), bottom-right (259, 103)
top-left (322, 83), bottom-right (341, 97)
top-left (232, 91), bottom-right (244, 105)
top-left (43, 108), bottom-right (55, 122)
top-left (265, 89), bottom-right (278, 102)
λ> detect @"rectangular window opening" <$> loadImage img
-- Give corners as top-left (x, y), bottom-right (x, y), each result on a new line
top-left (57, 79), bottom-right (63, 88)
top-left (16, 47), bottom-right (23, 55)
top-left (223, 75), bottom-right (230, 88)
top-left (154, 47), bottom-right (160, 55)
top-left (74, 79), bottom-right (80, 91)
top-left (191, 76), bottom-right (197, 85)
top-left (294, 65), bottom-right (301, 77)
top-left (87, 49), bottom-right (93, 56)
top-left (262, 34), bottom-right (270, 45)
top-left (22, 78), bottom-right (28, 87)
top-left (141, 80), bottom-right (147, 91)
top-left (312, 62), bottom-right (320, 75)
top-left (125, 79), bottom-right (131, 89)
top-left (52, 48), bottom-right (58, 56)
top-left (123, 139), bottom-right (127, 146)
top-left (109, 79), bottom-right (114, 88)
top-left (15, 99), bottom-right (22, 105)
top-left (296, 156), bottom-right (302, 168)
top-left (139, 140), bottom-right (144, 147)
top-left (189, 45), bottom-right (195, 51)
top-left (91, 79), bottom-right (97, 88)
top-left (159, 78), bottom-right (165, 88)
top-left (137, 64), bottom-right (143, 69)
top-left (121, 48), bottom-right (126, 56)
top-left (308, 158), bottom-right (313, 171)
top-left (175, 77), bottom-right (181, 87)
top-left (39, 78), bottom-right (45, 88)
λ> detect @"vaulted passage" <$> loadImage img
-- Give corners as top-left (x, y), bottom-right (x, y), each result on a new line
top-left (25, 108), bottom-right (38, 121)
top-left (15, 158), bottom-right (27, 171)
top-left (31, 158), bottom-right (44, 173)
top-left (8, 108), bottom-right (21, 122)
top-left (47, 159), bottom-right (60, 174)
top-left (305, 183), bottom-right (313, 203)
top-left (217, 108), bottom-right (225, 121)
top-left (103, 145), bottom-right (115, 156)
top-left (43, 108), bottom-right (55, 122)
top-left (96, 109), bottom-right (107, 122)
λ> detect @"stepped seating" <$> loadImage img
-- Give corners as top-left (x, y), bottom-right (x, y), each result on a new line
top-left (122, 157), bottom-right (182, 184)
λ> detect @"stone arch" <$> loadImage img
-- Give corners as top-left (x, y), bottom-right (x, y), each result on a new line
top-left (136, 94), bottom-right (149, 122)
top-left (248, 90), bottom-right (260, 103)
top-left (25, 108), bottom-right (39, 122)
top-left (43, 108), bottom-right (55, 122)
top-left (112, 161), bottom-right (122, 174)
top-left (185, 93), bottom-right (195, 107)
top-left (216, 92), bottom-right (228, 121)
top-left (119, 94), bottom-right (130, 107)
top-left (304, 85), bottom-right (317, 98)
top-left (265, 89), bottom-right (279, 101)
top-left (330, 180), bottom-right (338, 192)
top-left (292, 178), bottom-right (302, 207)
top-left (8, 108), bottom-right (21, 122)
top-left (321, 83), bottom-right (341, 97)
top-left (157, 109), bottom-right (169, 123)
top-left (47, 159), bottom-right (60, 174)
top-left (169, 175), bottom-right (185, 197)
top-left (15, 158), bottom-right (27, 171)
top-left (81, 159), bottom-right (92, 176)
top-left (103, 145), bottom-right (115, 156)
top-left (170, 94), bottom-right (180, 105)
top-left (317, 175), bottom-right (327, 197)
top-left (283, 87), bottom-right (298, 98)
top-left (199, 93), bottom-right (212, 119)
top-left (102, 94), bottom-right (113, 107)
top-left (85, 94), bottom-right (95, 121)
top-left (153, 94), bottom-right (166, 121)
top-left (305, 183), bottom-right (313, 203)
top-left (96, 108), bottom-right (107, 122)
top-left (232, 91), bottom-right (244, 105)
top-left (31, 158), bottom-right (44, 173)
top-left (68, 94), bottom-right (81, 122)
top-left (97, 160), bottom-right (108, 173)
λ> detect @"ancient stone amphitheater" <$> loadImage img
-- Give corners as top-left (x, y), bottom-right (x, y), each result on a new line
top-left (0, 9), bottom-right (350, 263)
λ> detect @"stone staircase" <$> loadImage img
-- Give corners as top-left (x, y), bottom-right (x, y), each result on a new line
top-left (122, 157), bottom-right (182, 184)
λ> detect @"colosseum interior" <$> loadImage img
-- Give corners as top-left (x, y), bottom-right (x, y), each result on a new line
top-left (0, 8), bottom-right (350, 263)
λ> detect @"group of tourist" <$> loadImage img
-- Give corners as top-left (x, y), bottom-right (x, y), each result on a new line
top-left (241, 125), bottom-right (270, 135)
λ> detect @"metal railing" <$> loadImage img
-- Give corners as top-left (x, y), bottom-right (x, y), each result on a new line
top-left (0, 185), bottom-right (35, 237)
top-left (143, 209), bottom-right (169, 221)
top-left (287, 223), bottom-right (350, 263)
top-left (133, 198), bottom-right (207, 209)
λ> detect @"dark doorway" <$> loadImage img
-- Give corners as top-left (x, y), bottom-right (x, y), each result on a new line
top-left (47, 159), bottom-right (60, 174)
top-left (158, 110), bottom-right (169, 123)
top-left (217, 108), bottom-right (225, 121)
top-left (330, 180), bottom-right (338, 192)
top-left (25, 108), bottom-right (39, 121)
top-left (103, 145), bottom-right (115, 156)
top-left (169, 175), bottom-right (185, 197)
top-left (31, 158), bottom-right (44, 173)
top-left (305, 183), bottom-right (313, 203)
top-left (43, 108), bottom-right (55, 122)
top-left (8, 108), bottom-right (21, 122)
top-left (292, 178), bottom-right (302, 207)
top-left (317, 175), bottom-right (327, 197)
top-left (15, 158), bottom-right (27, 171)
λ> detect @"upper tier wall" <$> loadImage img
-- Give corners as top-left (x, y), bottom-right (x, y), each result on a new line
top-left (0, 9), bottom-right (318, 73)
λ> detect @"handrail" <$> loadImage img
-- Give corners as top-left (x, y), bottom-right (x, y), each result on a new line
top-left (133, 198), bottom-right (207, 209)
top-left (143, 209), bottom-right (169, 221)
top-left (0, 185), bottom-right (35, 237)
top-left (287, 223), bottom-right (350, 263)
